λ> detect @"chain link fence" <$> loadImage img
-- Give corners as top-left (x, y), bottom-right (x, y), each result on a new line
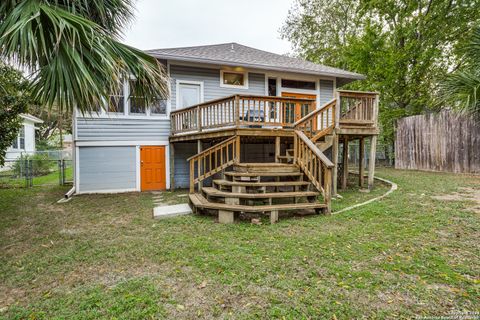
top-left (0, 150), bottom-right (73, 188)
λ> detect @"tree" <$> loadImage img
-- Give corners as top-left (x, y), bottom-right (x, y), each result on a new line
top-left (281, 0), bottom-right (480, 146)
top-left (0, 0), bottom-right (169, 115)
top-left (441, 27), bottom-right (480, 117)
top-left (0, 63), bottom-right (30, 166)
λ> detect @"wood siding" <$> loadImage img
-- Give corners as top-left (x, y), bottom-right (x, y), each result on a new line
top-left (170, 65), bottom-right (265, 111)
top-left (76, 118), bottom-right (170, 141)
top-left (395, 112), bottom-right (480, 174)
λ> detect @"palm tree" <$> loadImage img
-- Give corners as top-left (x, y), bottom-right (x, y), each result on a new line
top-left (0, 0), bottom-right (169, 114)
top-left (441, 27), bottom-right (480, 117)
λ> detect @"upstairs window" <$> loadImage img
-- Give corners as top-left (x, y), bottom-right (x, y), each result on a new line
top-left (128, 80), bottom-right (146, 115)
top-left (108, 82), bottom-right (125, 113)
top-left (220, 70), bottom-right (248, 89)
top-left (281, 79), bottom-right (316, 90)
top-left (150, 99), bottom-right (168, 115)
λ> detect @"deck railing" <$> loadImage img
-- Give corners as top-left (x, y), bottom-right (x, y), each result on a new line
top-left (171, 95), bottom-right (316, 135)
top-left (293, 99), bottom-right (336, 142)
top-left (293, 130), bottom-right (334, 212)
top-left (337, 90), bottom-right (379, 127)
top-left (187, 136), bottom-right (240, 193)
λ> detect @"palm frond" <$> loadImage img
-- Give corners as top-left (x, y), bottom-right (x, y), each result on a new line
top-left (0, 0), bottom-right (169, 114)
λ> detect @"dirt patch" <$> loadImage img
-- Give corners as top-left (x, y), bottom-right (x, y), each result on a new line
top-left (431, 187), bottom-right (480, 213)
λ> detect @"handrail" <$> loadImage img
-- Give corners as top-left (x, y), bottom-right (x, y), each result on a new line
top-left (337, 91), bottom-right (379, 126)
top-left (293, 130), bottom-right (333, 212)
top-left (188, 136), bottom-right (240, 193)
top-left (171, 94), bottom-right (316, 135)
top-left (294, 99), bottom-right (336, 142)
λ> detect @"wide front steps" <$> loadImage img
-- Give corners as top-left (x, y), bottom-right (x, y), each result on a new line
top-left (188, 162), bottom-right (328, 224)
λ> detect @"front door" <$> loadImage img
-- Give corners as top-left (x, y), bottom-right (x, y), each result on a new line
top-left (281, 92), bottom-right (316, 124)
top-left (140, 146), bottom-right (166, 191)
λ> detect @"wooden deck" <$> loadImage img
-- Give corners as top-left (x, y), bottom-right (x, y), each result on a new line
top-left (171, 90), bottom-right (380, 223)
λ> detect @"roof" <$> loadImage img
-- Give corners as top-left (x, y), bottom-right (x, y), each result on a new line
top-left (20, 113), bottom-right (43, 124)
top-left (146, 43), bottom-right (365, 83)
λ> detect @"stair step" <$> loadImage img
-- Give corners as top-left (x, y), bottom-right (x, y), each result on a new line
top-left (190, 193), bottom-right (326, 213)
top-left (202, 187), bottom-right (319, 199)
top-left (233, 163), bottom-right (299, 173)
top-left (213, 179), bottom-right (309, 187)
top-left (225, 171), bottom-right (303, 177)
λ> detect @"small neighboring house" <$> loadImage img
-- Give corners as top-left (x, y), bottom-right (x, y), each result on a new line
top-left (73, 43), bottom-right (379, 222)
top-left (5, 114), bottom-right (43, 161)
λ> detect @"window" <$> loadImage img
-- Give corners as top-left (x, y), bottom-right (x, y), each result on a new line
top-left (220, 70), bottom-right (248, 89)
top-left (150, 99), bottom-right (167, 115)
top-left (281, 79), bottom-right (316, 90)
top-left (12, 126), bottom-right (24, 149)
top-left (268, 78), bottom-right (277, 96)
top-left (108, 82), bottom-right (125, 113)
top-left (128, 80), bottom-right (146, 115)
top-left (19, 127), bottom-right (25, 149)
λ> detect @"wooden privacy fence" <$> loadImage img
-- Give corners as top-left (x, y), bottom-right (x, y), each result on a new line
top-left (395, 112), bottom-right (480, 174)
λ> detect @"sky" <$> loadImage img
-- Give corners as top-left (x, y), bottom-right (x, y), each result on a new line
top-left (122, 0), bottom-right (295, 55)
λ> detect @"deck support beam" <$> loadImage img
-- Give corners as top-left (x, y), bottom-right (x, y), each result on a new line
top-left (197, 139), bottom-right (203, 192)
top-left (169, 143), bottom-right (175, 190)
top-left (270, 210), bottom-right (279, 224)
top-left (332, 132), bottom-right (339, 196)
top-left (341, 137), bottom-right (349, 190)
top-left (359, 137), bottom-right (365, 187)
top-left (368, 135), bottom-right (377, 190)
top-left (218, 210), bottom-right (234, 224)
top-left (275, 136), bottom-right (281, 163)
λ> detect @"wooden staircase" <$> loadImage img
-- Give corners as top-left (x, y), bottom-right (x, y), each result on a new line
top-left (189, 162), bottom-right (327, 224)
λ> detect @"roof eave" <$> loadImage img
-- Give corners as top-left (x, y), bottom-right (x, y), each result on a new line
top-left (149, 53), bottom-right (366, 81)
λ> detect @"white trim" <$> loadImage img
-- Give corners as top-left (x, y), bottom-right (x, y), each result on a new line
top-left (75, 146), bottom-right (80, 193)
top-left (175, 80), bottom-right (204, 110)
top-left (75, 140), bottom-right (169, 147)
top-left (220, 69), bottom-right (249, 89)
top-left (20, 114), bottom-right (43, 124)
top-left (76, 188), bottom-right (138, 195)
top-left (165, 145), bottom-right (171, 190)
top-left (135, 146), bottom-right (141, 191)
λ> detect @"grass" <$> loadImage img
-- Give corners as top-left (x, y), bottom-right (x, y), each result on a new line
top-left (0, 168), bottom-right (478, 319)
top-left (0, 167), bottom-right (73, 188)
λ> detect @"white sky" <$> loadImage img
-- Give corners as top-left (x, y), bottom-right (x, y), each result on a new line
top-left (122, 0), bottom-right (295, 54)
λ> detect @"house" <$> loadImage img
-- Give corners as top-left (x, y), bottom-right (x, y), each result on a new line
top-left (5, 114), bottom-right (43, 161)
top-left (73, 43), bottom-right (379, 223)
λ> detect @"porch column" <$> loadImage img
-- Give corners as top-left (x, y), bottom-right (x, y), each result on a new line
top-left (332, 132), bottom-right (339, 196)
top-left (275, 136), bottom-right (281, 163)
top-left (197, 139), bottom-right (203, 192)
top-left (170, 143), bottom-right (175, 190)
top-left (341, 137), bottom-right (349, 190)
top-left (368, 135), bottom-right (377, 190)
top-left (359, 137), bottom-right (365, 188)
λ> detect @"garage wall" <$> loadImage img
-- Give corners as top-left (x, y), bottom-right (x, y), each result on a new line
top-left (78, 146), bottom-right (136, 192)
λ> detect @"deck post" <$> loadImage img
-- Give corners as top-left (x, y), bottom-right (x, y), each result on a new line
top-left (275, 136), bottom-right (281, 163)
top-left (197, 139), bottom-right (203, 192)
top-left (368, 135), bottom-right (377, 190)
top-left (218, 210), bottom-right (234, 224)
top-left (270, 210), bottom-right (279, 224)
top-left (197, 106), bottom-right (202, 132)
top-left (235, 135), bottom-right (241, 163)
top-left (324, 167), bottom-right (332, 214)
top-left (170, 143), bottom-right (175, 190)
top-left (359, 137), bottom-right (365, 187)
top-left (332, 132), bottom-right (339, 196)
top-left (341, 137), bottom-right (349, 190)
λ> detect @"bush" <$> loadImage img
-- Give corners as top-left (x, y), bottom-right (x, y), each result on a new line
top-left (13, 154), bottom-right (55, 177)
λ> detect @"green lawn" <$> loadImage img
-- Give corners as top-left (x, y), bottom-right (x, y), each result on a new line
top-left (0, 168), bottom-right (478, 319)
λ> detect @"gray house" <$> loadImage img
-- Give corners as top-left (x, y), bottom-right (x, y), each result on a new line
top-left (73, 42), bottom-right (379, 222)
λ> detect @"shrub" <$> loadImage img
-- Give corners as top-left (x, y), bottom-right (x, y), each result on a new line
top-left (13, 154), bottom-right (55, 177)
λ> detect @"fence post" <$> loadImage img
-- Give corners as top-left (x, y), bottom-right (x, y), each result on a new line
top-left (58, 160), bottom-right (62, 186)
top-left (24, 158), bottom-right (29, 188)
top-left (29, 160), bottom-right (33, 187)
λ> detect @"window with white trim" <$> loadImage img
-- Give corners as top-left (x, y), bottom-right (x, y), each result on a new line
top-left (108, 82), bottom-right (125, 114)
top-left (11, 126), bottom-right (25, 149)
top-left (220, 70), bottom-right (248, 89)
top-left (128, 80), bottom-right (146, 115)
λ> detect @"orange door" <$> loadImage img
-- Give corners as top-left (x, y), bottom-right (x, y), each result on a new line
top-left (140, 146), bottom-right (166, 191)
top-left (281, 92), bottom-right (316, 123)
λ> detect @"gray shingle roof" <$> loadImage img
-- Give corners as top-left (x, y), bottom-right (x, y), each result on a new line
top-left (146, 43), bottom-right (365, 81)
